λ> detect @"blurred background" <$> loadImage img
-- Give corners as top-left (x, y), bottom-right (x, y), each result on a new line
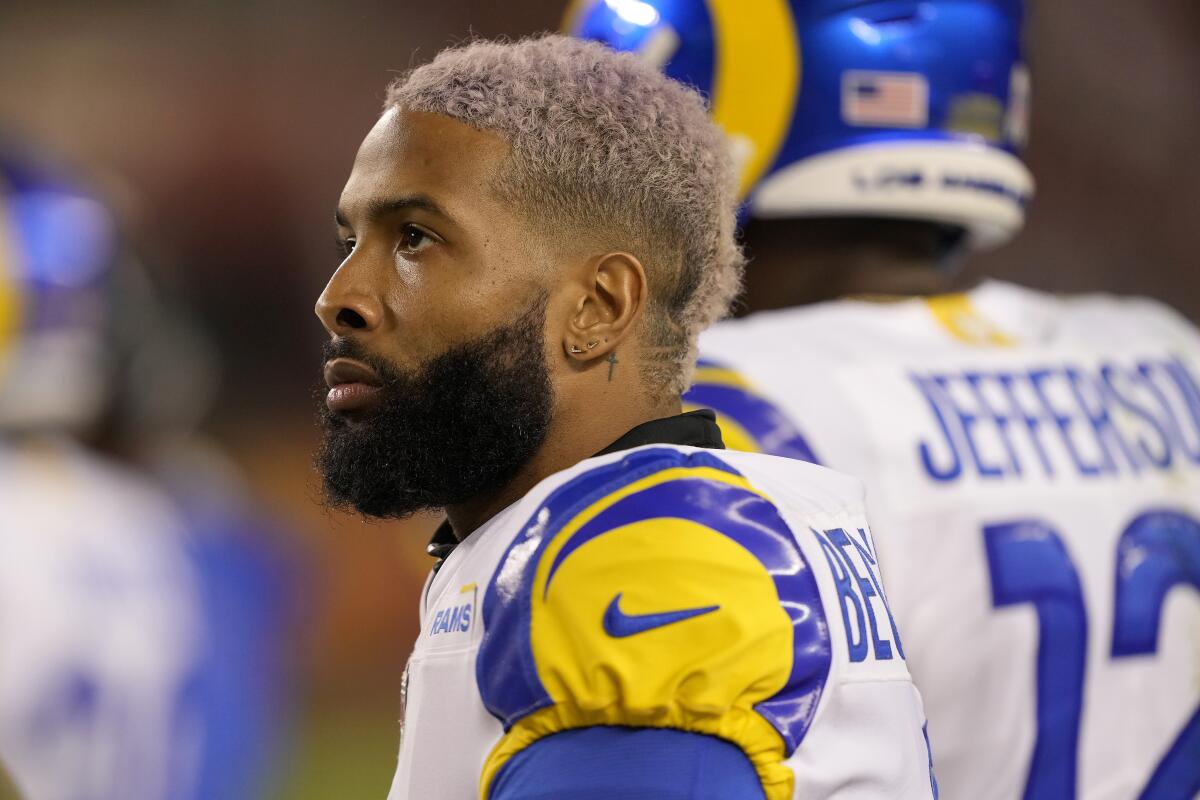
top-left (0, 0), bottom-right (1196, 797)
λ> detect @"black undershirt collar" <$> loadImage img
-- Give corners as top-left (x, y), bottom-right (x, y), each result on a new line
top-left (426, 408), bottom-right (724, 561)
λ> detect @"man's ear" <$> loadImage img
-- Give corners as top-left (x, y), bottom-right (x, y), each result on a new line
top-left (561, 251), bottom-right (647, 363)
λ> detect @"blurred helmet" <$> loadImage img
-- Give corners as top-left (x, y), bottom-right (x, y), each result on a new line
top-left (566, 0), bottom-right (1034, 248)
top-left (0, 142), bottom-right (118, 432)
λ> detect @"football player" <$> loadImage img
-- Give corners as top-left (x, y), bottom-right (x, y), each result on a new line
top-left (0, 138), bottom-right (288, 800)
top-left (571, 1), bottom-right (1200, 798)
top-left (316, 34), bottom-right (937, 800)
top-left (0, 139), bottom-right (209, 799)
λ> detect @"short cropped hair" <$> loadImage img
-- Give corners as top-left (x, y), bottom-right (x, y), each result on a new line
top-left (386, 34), bottom-right (744, 395)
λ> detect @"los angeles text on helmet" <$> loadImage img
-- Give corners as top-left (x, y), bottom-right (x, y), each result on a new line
top-left (915, 355), bottom-right (1200, 482)
top-left (851, 167), bottom-right (1029, 208)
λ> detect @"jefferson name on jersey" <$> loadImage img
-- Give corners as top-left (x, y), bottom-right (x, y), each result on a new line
top-left (911, 353), bottom-right (1200, 482)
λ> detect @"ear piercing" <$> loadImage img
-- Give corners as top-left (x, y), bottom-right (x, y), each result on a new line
top-left (586, 341), bottom-right (599, 350)
top-left (570, 341), bottom-right (601, 354)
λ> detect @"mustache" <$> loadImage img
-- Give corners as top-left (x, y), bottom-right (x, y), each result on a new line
top-left (322, 337), bottom-right (397, 379)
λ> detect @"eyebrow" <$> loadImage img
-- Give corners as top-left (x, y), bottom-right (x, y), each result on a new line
top-left (334, 194), bottom-right (455, 228)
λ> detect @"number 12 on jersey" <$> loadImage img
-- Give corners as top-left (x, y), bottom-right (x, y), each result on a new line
top-left (984, 511), bottom-right (1200, 800)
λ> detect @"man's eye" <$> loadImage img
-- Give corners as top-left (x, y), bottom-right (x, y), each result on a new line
top-left (400, 225), bottom-right (432, 252)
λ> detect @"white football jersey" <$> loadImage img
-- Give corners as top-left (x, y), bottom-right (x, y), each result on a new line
top-left (0, 439), bottom-right (205, 800)
top-left (690, 280), bottom-right (1200, 800)
top-left (389, 444), bottom-right (936, 800)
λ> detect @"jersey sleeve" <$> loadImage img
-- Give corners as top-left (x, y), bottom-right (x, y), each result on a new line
top-left (488, 727), bottom-right (766, 800)
top-left (475, 447), bottom-right (832, 800)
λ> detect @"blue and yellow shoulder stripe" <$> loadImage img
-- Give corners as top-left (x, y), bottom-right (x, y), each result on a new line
top-left (476, 447), bottom-right (830, 800)
top-left (684, 358), bottom-right (820, 463)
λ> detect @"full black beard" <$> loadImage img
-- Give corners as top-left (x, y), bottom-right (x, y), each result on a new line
top-left (315, 298), bottom-right (554, 519)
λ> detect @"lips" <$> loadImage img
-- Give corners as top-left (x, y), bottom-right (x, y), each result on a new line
top-left (323, 357), bottom-right (382, 413)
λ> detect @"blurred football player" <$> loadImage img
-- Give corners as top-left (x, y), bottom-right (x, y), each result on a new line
top-left (572, 1), bottom-right (1200, 798)
top-left (316, 34), bottom-right (937, 800)
top-left (0, 138), bottom-right (289, 799)
top-left (97, 222), bottom-right (296, 800)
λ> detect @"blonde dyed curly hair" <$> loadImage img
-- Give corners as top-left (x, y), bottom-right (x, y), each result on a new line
top-left (386, 34), bottom-right (743, 395)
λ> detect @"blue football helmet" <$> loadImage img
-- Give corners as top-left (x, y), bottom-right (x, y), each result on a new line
top-left (566, 0), bottom-right (1034, 248)
top-left (0, 142), bottom-right (118, 430)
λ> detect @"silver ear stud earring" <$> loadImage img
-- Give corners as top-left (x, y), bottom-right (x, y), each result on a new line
top-left (586, 341), bottom-right (599, 350)
top-left (569, 345), bottom-right (584, 354)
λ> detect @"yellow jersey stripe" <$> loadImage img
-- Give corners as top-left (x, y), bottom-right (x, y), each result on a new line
top-left (925, 292), bottom-right (1016, 346)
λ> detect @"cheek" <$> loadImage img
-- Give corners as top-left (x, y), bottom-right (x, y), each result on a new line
top-left (383, 237), bottom-right (546, 358)
top-left (380, 267), bottom-right (500, 360)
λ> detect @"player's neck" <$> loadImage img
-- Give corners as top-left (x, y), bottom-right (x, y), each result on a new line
top-left (742, 248), bottom-right (957, 309)
top-left (443, 387), bottom-right (681, 541)
top-left (738, 218), bottom-right (965, 310)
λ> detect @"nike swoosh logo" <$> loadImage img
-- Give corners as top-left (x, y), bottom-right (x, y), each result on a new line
top-left (602, 592), bottom-right (720, 638)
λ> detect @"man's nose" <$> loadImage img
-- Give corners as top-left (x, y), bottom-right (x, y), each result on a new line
top-left (315, 263), bottom-right (385, 336)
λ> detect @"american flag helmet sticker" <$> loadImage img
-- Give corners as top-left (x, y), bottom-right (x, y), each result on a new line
top-left (841, 70), bottom-right (930, 129)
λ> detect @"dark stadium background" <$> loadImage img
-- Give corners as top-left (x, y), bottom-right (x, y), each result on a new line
top-left (1, 1), bottom-right (1197, 796)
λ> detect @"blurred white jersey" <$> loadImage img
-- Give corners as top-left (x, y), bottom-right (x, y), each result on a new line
top-left (0, 439), bottom-right (205, 800)
top-left (690, 280), bottom-right (1200, 799)
top-left (390, 444), bottom-right (935, 800)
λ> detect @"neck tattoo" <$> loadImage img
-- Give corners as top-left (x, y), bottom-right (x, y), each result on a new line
top-left (606, 350), bottom-right (618, 382)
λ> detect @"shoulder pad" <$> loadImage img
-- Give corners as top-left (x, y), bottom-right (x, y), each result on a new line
top-left (476, 446), bottom-right (831, 800)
